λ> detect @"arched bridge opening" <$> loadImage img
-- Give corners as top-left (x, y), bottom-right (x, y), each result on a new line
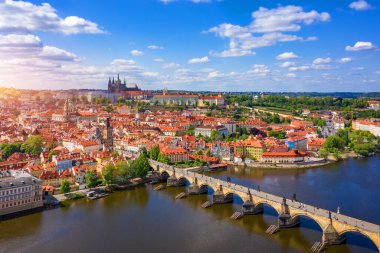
top-left (338, 230), bottom-right (380, 253)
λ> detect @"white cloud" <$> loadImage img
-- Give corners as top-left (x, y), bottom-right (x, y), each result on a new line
top-left (162, 62), bottom-right (180, 69)
top-left (192, 0), bottom-right (211, 3)
top-left (376, 70), bottom-right (380, 74)
top-left (130, 50), bottom-right (143, 56)
top-left (188, 56), bottom-right (210, 64)
top-left (306, 36), bottom-right (318, 41)
top-left (154, 58), bottom-right (165, 62)
top-left (313, 57), bottom-right (332, 64)
top-left (210, 48), bottom-right (255, 57)
top-left (346, 41), bottom-right (376, 51)
top-left (247, 64), bottom-right (270, 76)
top-left (0, 34), bottom-right (41, 47)
top-left (338, 57), bottom-right (352, 63)
top-left (0, 0), bottom-right (104, 34)
top-left (147, 45), bottom-right (163, 50)
top-left (349, 0), bottom-right (372, 11)
top-left (207, 6), bottom-right (329, 58)
top-left (110, 59), bottom-right (136, 65)
top-left (289, 64), bottom-right (333, 72)
top-left (280, 61), bottom-right (296, 68)
top-left (276, 52), bottom-right (298, 60)
top-left (285, 73), bottom-right (296, 77)
top-left (208, 71), bottom-right (221, 78)
top-left (40, 46), bottom-right (80, 61)
top-left (159, 0), bottom-right (177, 3)
top-left (249, 6), bottom-right (330, 33)
top-left (0, 34), bottom-right (80, 63)
top-left (142, 71), bottom-right (160, 77)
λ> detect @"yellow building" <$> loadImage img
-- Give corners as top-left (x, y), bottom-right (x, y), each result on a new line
top-left (234, 139), bottom-right (265, 160)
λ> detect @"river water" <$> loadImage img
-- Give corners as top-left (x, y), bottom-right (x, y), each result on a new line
top-left (0, 156), bottom-right (379, 253)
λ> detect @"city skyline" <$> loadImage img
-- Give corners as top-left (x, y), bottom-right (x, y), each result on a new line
top-left (0, 0), bottom-right (379, 92)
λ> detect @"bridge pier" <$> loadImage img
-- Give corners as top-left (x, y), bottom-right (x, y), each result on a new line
top-left (187, 180), bottom-right (208, 195)
top-left (166, 172), bottom-right (178, 187)
top-left (242, 201), bottom-right (263, 215)
top-left (213, 185), bottom-right (233, 204)
top-left (278, 197), bottom-right (300, 228)
top-left (278, 213), bottom-right (300, 228)
top-left (322, 219), bottom-right (346, 245)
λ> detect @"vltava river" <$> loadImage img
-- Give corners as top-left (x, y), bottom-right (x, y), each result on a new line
top-left (0, 156), bottom-right (379, 253)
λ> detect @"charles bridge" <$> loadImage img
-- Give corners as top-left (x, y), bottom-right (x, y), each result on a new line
top-left (149, 160), bottom-right (380, 252)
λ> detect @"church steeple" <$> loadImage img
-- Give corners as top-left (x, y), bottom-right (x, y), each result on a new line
top-left (117, 73), bottom-right (120, 81)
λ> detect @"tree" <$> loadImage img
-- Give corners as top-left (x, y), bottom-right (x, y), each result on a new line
top-left (148, 145), bottom-right (160, 160)
top-left (102, 163), bottom-right (116, 185)
top-left (268, 131), bottom-right (286, 140)
top-left (157, 152), bottom-right (170, 164)
top-left (105, 104), bottom-right (114, 113)
top-left (85, 170), bottom-right (98, 189)
top-left (318, 148), bottom-right (329, 158)
top-left (60, 180), bottom-right (71, 193)
top-left (117, 96), bottom-right (125, 104)
top-left (195, 149), bottom-right (204, 155)
top-left (21, 135), bottom-right (43, 154)
top-left (115, 161), bottom-right (130, 183)
top-left (210, 130), bottom-right (222, 141)
top-left (0, 143), bottom-right (21, 160)
top-left (132, 154), bottom-right (150, 178)
top-left (48, 150), bottom-right (57, 161)
top-left (111, 150), bottom-right (119, 157)
top-left (324, 136), bottom-right (345, 151)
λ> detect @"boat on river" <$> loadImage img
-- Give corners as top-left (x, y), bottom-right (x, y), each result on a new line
top-left (86, 191), bottom-right (109, 200)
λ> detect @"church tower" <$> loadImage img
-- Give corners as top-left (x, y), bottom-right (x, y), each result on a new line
top-left (63, 99), bottom-right (69, 121)
top-left (102, 117), bottom-right (113, 150)
top-left (108, 77), bottom-right (112, 92)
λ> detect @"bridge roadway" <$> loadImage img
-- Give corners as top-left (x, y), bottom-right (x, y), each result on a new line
top-left (149, 160), bottom-right (380, 251)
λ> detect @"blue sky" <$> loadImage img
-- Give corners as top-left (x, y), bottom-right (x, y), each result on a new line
top-left (0, 0), bottom-right (379, 92)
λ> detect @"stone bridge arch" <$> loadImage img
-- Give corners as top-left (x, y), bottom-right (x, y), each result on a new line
top-left (177, 176), bottom-right (195, 185)
top-left (253, 199), bottom-right (282, 216)
top-left (289, 212), bottom-right (327, 232)
top-left (160, 170), bottom-right (172, 179)
top-left (223, 191), bottom-right (249, 203)
top-left (337, 228), bottom-right (380, 252)
top-left (198, 183), bottom-right (215, 193)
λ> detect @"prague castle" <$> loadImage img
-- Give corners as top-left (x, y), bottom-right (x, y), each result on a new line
top-left (108, 74), bottom-right (141, 93)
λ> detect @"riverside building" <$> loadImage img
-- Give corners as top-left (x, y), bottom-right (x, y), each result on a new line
top-left (0, 170), bottom-right (43, 217)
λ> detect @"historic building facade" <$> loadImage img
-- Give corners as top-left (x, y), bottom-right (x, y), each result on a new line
top-left (0, 170), bottom-right (43, 217)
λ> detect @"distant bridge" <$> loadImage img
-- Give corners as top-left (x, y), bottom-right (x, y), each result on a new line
top-left (150, 160), bottom-right (380, 252)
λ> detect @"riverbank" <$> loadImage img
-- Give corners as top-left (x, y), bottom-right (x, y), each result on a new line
top-left (45, 178), bottom-right (150, 206)
top-left (225, 152), bottom-right (376, 170)
top-left (225, 159), bottom-right (334, 169)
